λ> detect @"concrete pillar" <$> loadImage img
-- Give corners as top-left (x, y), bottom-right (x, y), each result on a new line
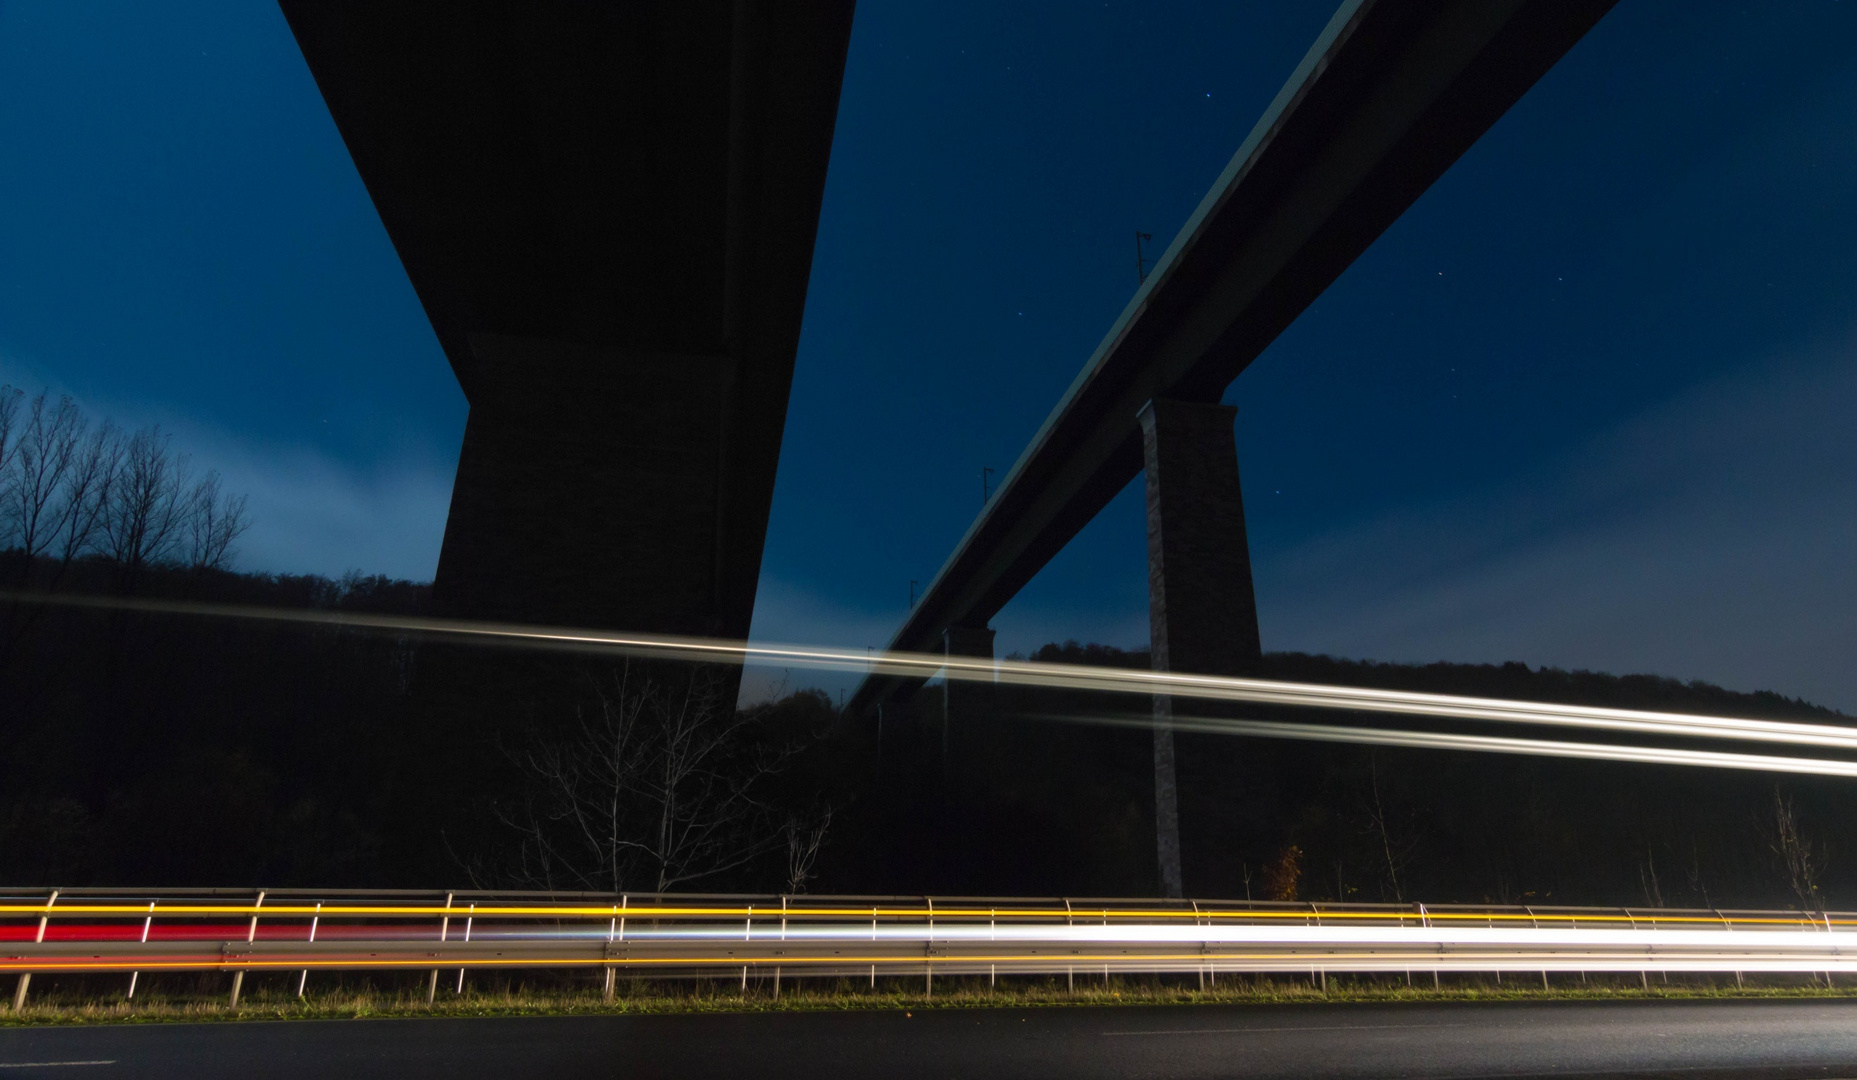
top-left (404, 334), bottom-right (754, 882)
top-left (433, 333), bottom-right (742, 639)
top-left (1137, 398), bottom-right (1262, 898)
top-left (940, 625), bottom-right (996, 775)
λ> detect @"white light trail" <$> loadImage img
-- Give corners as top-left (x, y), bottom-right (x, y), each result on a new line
top-left (472, 922), bottom-right (1849, 949)
top-left (11, 917), bottom-right (1857, 977)
top-left (9, 591), bottom-right (1854, 758)
top-left (1077, 713), bottom-right (1857, 778)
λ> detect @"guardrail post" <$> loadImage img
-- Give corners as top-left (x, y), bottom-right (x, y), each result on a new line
top-left (458, 902), bottom-right (474, 995)
top-left (926, 897), bottom-right (935, 997)
top-left (602, 894), bottom-right (625, 1003)
top-left (429, 892), bottom-right (452, 1005)
top-left (229, 891), bottom-right (264, 1009)
top-left (12, 890), bottom-right (58, 1011)
top-left (1064, 898), bottom-right (1074, 994)
top-left (1420, 903), bottom-right (1440, 989)
top-left (128, 899), bottom-right (154, 1000)
top-left (1823, 911), bottom-right (1835, 988)
top-left (298, 901), bottom-right (320, 999)
top-left (1192, 900), bottom-right (1205, 992)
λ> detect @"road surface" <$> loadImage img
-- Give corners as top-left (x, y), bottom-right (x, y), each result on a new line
top-left (2, 999), bottom-right (1856, 1078)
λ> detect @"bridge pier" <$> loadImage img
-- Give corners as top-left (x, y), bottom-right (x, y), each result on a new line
top-left (405, 335), bottom-right (760, 883)
top-left (940, 625), bottom-right (997, 775)
top-left (1137, 398), bottom-right (1261, 898)
top-left (434, 334), bottom-right (744, 641)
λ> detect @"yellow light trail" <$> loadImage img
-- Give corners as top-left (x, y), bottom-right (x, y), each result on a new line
top-left (0, 902), bottom-right (1849, 929)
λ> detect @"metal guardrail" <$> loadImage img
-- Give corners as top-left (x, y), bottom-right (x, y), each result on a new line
top-left (4, 889), bottom-right (1854, 1006)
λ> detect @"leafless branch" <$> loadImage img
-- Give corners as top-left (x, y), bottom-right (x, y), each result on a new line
top-left (6, 392), bottom-right (85, 562)
top-left (502, 661), bottom-right (806, 894)
top-left (54, 421), bottom-right (122, 573)
top-left (1769, 787), bottom-right (1825, 911)
top-left (184, 470), bottom-right (250, 571)
top-left (100, 424), bottom-right (189, 583)
top-left (783, 806), bottom-right (833, 895)
top-left (1361, 753), bottom-right (1416, 903)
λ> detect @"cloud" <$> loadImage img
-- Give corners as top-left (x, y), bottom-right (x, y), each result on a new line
top-left (1257, 336), bottom-right (1857, 713)
top-left (0, 350), bottom-right (456, 582)
top-left (199, 438), bottom-right (454, 581)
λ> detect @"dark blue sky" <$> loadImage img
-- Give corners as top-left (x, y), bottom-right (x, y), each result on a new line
top-left (2, 2), bottom-right (1854, 709)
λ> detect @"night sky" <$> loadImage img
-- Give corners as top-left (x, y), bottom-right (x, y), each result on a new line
top-left (2, 1), bottom-right (1853, 711)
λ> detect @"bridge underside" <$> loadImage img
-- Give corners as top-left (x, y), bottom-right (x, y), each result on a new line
top-left (851, 0), bottom-right (1618, 714)
top-left (280, 1), bottom-right (856, 637)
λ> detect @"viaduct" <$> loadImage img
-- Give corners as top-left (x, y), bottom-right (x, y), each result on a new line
top-left (842, 0), bottom-right (1619, 894)
top-left (281, 1), bottom-right (1618, 889)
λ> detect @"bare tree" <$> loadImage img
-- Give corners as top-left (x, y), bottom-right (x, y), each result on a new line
top-left (1361, 753), bottom-right (1416, 903)
top-left (1638, 846), bottom-right (1666, 908)
top-left (1683, 838), bottom-right (1711, 907)
top-left (5, 393), bottom-right (85, 564)
top-left (100, 425), bottom-right (189, 584)
top-left (52, 421), bottom-right (122, 576)
top-left (503, 662), bottom-right (804, 894)
top-left (1769, 787), bottom-right (1824, 911)
top-left (783, 806), bottom-right (833, 895)
top-left (183, 470), bottom-right (250, 572)
top-left (0, 392), bottom-right (248, 592)
top-left (0, 386), bottom-right (23, 540)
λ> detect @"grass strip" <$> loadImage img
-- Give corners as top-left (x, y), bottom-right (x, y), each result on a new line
top-left (4, 976), bottom-right (1857, 1027)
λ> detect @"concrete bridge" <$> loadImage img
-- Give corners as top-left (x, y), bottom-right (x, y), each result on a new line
top-left (842, 0), bottom-right (1618, 895)
top-left (848, 0), bottom-right (1618, 716)
top-left (282, 0), bottom-right (1616, 687)
top-left (279, 1), bottom-right (856, 642)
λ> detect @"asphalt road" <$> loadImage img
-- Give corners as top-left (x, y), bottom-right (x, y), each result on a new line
top-left (3, 999), bottom-right (1857, 1079)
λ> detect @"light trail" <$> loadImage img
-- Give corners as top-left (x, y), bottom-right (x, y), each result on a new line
top-left (0, 900), bottom-right (1844, 926)
top-left (6, 892), bottom-right (1857, 979)
top-left (9, 591), bottom-right (1854, 760)
top-left (1078, 714), bottom-right (1857, 779)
